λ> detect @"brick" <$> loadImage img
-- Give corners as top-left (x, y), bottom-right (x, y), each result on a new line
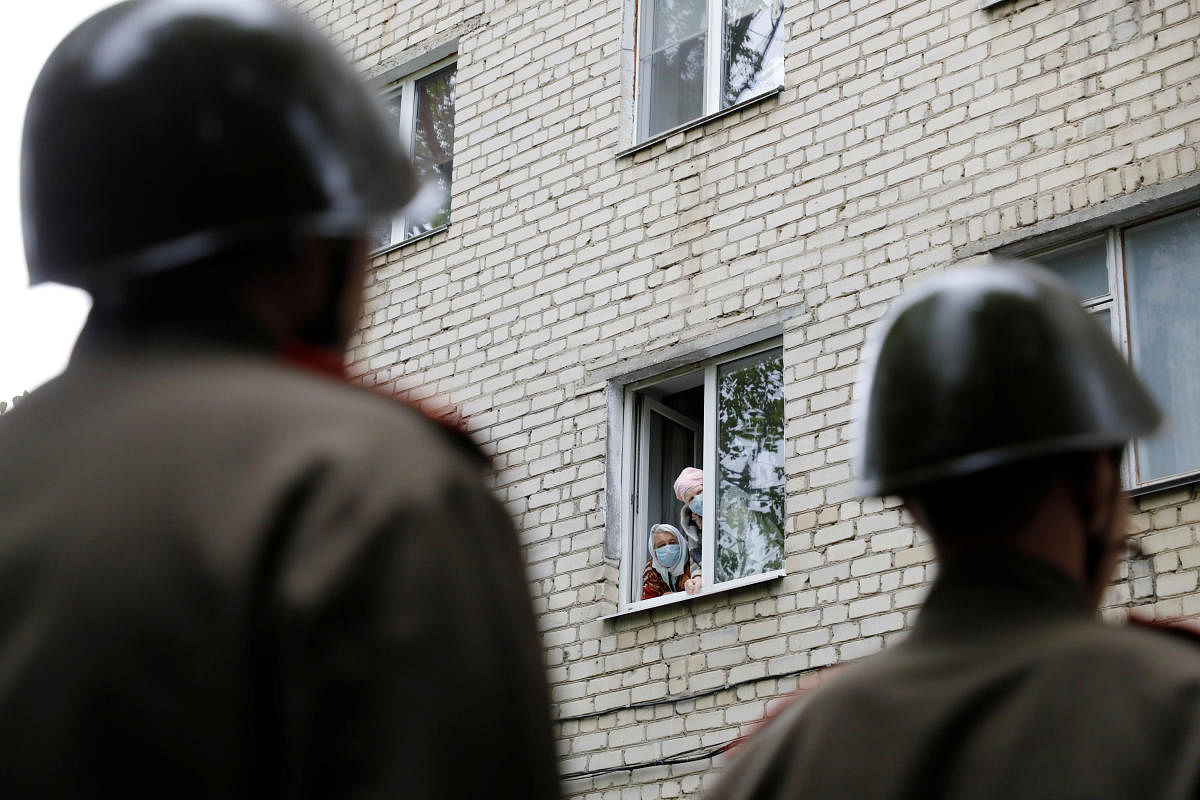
top-left (1158, 571), bottom-right (1199, 597)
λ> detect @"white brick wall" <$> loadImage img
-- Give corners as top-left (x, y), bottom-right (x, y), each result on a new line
top-left (289, 0), bottom-right (1200, 795)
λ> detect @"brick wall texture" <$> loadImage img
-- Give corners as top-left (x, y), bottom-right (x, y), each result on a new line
top-left (287, 0), bottom-right (1200, 795)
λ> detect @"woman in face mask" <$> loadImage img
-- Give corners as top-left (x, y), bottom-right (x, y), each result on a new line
top-left (642, 524), bottom-right (701, 600)
top-left (674, 467), bottom-right (705, 595)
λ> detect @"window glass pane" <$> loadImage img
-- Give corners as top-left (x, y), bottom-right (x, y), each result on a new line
top-left (1033, 237), bottom-right (1109, 301)
top-left (722, 0), bottom-right (784, 108)
top-left (651, 0), bottom-right (707, 49)
top-left (368, 217), bottom-right (394, 253)
top-left (715, 350), bottom-right (785, 583)
top-left (1124, 208), bottom-right (1200, 482)
top-left (645, 34), bottom-right (706, 138)
top-left (369, 91), bottom-right (406, 251)
top-left (406, 63), bottom-right (456, 239)
top-left (1092, 308), bottom-right (1113, 344)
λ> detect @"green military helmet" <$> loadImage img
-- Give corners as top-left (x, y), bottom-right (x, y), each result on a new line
top-left (22, 0), bottom-right (419, 292)
top-left (853, 258), bottom-right (1161, 496)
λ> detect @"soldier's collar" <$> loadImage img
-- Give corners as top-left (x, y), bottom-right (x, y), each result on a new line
top-left (914, 552), bottom-right (1092, 636)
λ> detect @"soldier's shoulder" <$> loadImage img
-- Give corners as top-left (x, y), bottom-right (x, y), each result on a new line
top-left (142, 352), bottom-right (489, 479)
top-left (238, 356), bottom-right (472, 435)
top-left (278, 366), bottom-right (487, 468)
top-left (1119, 615), bottom-right (1200, 659)
top-left (1056, 614), bottom-right (1200, 687)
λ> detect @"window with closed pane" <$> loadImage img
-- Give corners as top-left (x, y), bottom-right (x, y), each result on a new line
top-left (714, 351), bottom-right (786, 582)
top-left (620, 342), bottom-right (786, 609)
top-left (371, 59), bottom-right (457, 251)
top-left (1030, 205), bottom-right (1200, 489)
top-left (636, 0), bottom-right (784, 141)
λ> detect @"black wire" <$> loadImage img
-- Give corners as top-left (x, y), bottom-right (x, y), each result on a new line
top-left (560, 735), bottom-right (746, 781)
top-left (555, 665), bottom-right (831, 781)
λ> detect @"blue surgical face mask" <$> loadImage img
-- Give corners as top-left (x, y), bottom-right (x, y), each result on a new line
top-left (655, 544), bottom-right (682, 569)
top-left (688, 494), bottom-right (703, 516)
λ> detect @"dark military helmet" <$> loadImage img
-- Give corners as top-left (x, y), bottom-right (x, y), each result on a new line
top-left (854, 258), bottom-right (1161, 496)
top-left (22, 0), bottom-right (418, 291)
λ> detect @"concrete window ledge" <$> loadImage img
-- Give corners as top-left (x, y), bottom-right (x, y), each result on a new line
top-left (368, 224), bottom-right (449, 259)
top-left (615, 87), bottom-right (783, 160)
top-left (600, 568), bottom-right (785, 621)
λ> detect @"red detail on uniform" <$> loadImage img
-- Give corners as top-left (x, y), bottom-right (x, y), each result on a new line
top-left (278, 340), bottom-right (347, 381)
top-left (277, 340), bottom-right (473, 441)
top-left (1128, 613), bottom-right (1200, 646)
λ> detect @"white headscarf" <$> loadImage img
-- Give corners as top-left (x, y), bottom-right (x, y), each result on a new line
top-left (649, 523), bottom-right (688, 589)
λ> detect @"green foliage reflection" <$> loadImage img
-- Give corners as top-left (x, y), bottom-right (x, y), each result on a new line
top-left (407, 63), bottom-right (456, 238)
top-left (715, 352), bottom-right (785, 582)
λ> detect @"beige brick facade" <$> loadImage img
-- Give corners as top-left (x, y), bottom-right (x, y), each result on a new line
top-left (288, 0), bottom-right (1200, 795)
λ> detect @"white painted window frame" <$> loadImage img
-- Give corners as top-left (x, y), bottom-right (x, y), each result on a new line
top-left (634, 0), bottom-right (780, 143)
top-left (614, 338), bottom-right (787, 615)
top-left (374, 54), bottom-right (457, 252)
top-left (1031, 207), bottom-right (1200, 492)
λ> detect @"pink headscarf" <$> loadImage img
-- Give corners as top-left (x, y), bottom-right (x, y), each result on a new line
top-left (673, 467), bottom-right (703, 502)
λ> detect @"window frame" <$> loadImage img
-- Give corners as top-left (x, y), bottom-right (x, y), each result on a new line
top-left (370, 54), bottom-right (457, 255)
top-left (1028, 204), bottom-right (1200, 494)
top-left (633, 0), bottom-right (784, 144)
top-left (614, 338), bottom-right (787, 615)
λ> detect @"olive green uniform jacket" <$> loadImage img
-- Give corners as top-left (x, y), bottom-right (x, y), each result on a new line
top-left (0, 324), bottom-right (560, 799)
top-left (708, 554), bottom-right (1200, 800)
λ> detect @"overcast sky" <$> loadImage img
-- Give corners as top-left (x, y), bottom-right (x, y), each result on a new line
top-left (0, 3), bottom-right (111, 403)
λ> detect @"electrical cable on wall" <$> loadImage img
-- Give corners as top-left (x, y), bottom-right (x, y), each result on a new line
top-left (558, 664), bottom-right (837, 783)
top-left (560, 735), bottom-right (746, 781)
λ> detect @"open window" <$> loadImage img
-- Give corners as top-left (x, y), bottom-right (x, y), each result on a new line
top-left (619, 341), bottom-right (787, 610)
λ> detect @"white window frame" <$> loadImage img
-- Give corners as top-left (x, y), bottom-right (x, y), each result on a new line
top-left (614, 339), bottom-right (787, 615)
top-left (634, 0), bottom-right (784, 143)
top-left (372, 54), bottom-right (456, 254)
top-left (1029, 204), bottom-right (1200, 493)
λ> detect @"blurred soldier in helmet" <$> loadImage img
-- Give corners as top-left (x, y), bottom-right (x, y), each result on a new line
top-left (0, 2), bottom-right (559, 797)
top-left (708, 260), bottom-right (1200, 800)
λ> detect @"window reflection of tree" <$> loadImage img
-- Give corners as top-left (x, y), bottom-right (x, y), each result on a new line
top-left (722, 0), bottom-right (783, 108)
top-left (652, 0), bottom-right (707, 49)
top-left (651, 36), bottom-right (707, 134)
top-left (409, 64), bottom-right (456, 236)
top-left (716, 354), bottom-right (785, 582)
top-left (644, 0), bottom-right (707, 137)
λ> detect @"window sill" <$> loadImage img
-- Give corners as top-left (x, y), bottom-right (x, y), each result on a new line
top-left (368, 223), bottom-right (449, 258)
top-left (615, 86), bottom-right (783, 160)
top-left (600, 568), bottom-right (786, 621)
top-left (1130, 470), bottom-right (1200, 498)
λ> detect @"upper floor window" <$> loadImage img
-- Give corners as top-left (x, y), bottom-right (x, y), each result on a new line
top-left (371, 58), bottom-right (457, 251)
top-left (636, 0), bottom-right (784, 141)
top-left (1032, 205), bottom-right (1200, 489)
top-left (619, 342), bottom-right (786, 610)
